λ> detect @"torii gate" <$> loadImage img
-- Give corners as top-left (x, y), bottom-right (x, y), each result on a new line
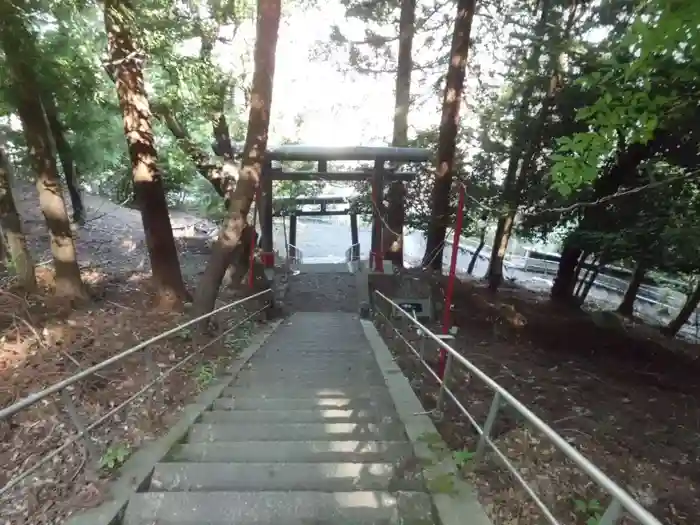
top-left (256, 145), bottom-right (431, 271)
top-left (271, 196), bottom-right (360, 261)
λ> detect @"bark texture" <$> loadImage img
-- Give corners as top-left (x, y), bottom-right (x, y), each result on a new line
top-left (617, 261), bottom-right (646, 316)
top-left (486, 0), bottom-right (551, 288)
top-left (551, 141), bottom-right (653, 303)
top-left (662, 281), bottom-right (700, 337)
top-left (467, 226), bottom-right (486, 275)
top-left (422, 0), bottom-right (477, 270)
top-left (488, 0), bottom-right (580, 289)
top-left (384, 0), bottom-right (416, 267)
top-left (0, 146), bottom-right (36, 289)
top-left (0, 11), bottom-right (86, 299)
top-left (193, 0), bottom-right (281, 319)
top-left (152, 103), bottom-right (238, 199)
top-left (105, 0), bottom-right (188, 304)
top-left (42, 94), bottom-right (84, 224)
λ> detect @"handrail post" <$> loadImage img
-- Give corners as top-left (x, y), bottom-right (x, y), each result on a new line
top-left (599, 499), bottom-right (624, 525)
top-left (436, 350), bottom-right (454, 417)
top-left (440, 183), bottom-right (465, 378)
top-left (61, 389), bottom-right (100, 462)
top-left (473, 391), bottom-right (501, 465)
top-left (144, 346), bottom-right (157, 427)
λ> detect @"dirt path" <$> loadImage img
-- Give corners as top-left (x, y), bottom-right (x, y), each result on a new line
top-left (5, 183), bottom-right (216, 282)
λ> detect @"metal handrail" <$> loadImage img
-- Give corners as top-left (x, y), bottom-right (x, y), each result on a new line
top-left (1, 290), bottom-right (272, 499)
top-left (0, 288), bottom-right (271, 421)
top-left (345, 242), bottom-right (360, 262)
top-left (374, 290), bottom-right (662, 525)
top-left (287, 243), bottom-right (303, 264)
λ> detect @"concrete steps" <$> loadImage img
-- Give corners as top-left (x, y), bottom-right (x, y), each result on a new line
top-left (166, 441), bottom-right (416, 463)
top-left (213, 396), bottom-right (396, 411)
top-left (197, 408), bottom-right (393, 423)
top-left (221, 385), bottom-right (391, 398)
top-left (124, 490), bottom-right (434, 525)
top-left (122, 312), bottom-right (436, 525)
top-left (188, 421), bottom-right (408, 442)
top-left (150, 461), bottom-right (424, 492)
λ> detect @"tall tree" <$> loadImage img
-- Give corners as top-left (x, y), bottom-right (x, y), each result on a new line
top-left (0, 7), bottom-right (86, 299)
top-left (42, 93), bottom-right (85, 224)
top-left (193, 0), bottom-right (281, 317)
top-left (617, 260), bottom-right (646, 316)
top-left (484, 0), bottom-right (552, 288)
top-left (422, 0), bottom-right (477, 270)
top-left (104, 0), bottom-right (189, 304)
top-left (384, 0), bottom-right (416, 267)
top-left (662, 280), bottom-right (700, 338)
top-left (0, 145), bottom-right (36, 290)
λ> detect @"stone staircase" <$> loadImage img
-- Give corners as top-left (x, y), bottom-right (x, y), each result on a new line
top-left (121, 313), bottom-right (437, 525)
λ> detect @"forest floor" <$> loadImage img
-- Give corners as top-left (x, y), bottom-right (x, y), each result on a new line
top-left (0, 184), bottom-right (273, 525)
top-left (372, 271), bottom-right (699, 525)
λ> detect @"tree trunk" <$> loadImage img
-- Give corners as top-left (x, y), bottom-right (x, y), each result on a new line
top-left (551, 141), bottom-right (653, 303)
top-left (282, 214), bottom-right (288, 258)
top-left (422, 0), bottom-right (477, 270)
top-left (384, 0), bottom-right (415, 268)
top-left (467, 227), bottom-right (485, 275)
top-left (662, 280), bottom-right (700, 338)
top-left (152, 103), bottom-right (238, 199)
top-left (487, 211), bottom-right (517, 289)
top-left (222, 225), bottom-right (255, 289)
top-left (572, 250), bottom-right (589, 291)
top-left (42, 94), bottom-right (84, 224)
top-left (574, 252), bottom-right (593, 296)
top-left (617, 261), bottom-right (646, 316)
top-left (0, 146), bottom-right (36, 290)
top-left (486, 1), bottom-right (552, 288)
top-left (578, 257), bottom-right (604, 304)
top-left (0, 15), bottom-right (86, 300)
top-left (212, 112), bottom-right (235, 159)
top-left (105, 0), bottom-right (188, 305)
top-left (551, 243), bottom-right (582, 302)
top-left (193, 0), bottom-right (281, 319)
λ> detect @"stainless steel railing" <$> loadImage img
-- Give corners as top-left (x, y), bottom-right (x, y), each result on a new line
top-left (287, 243), bottom-right (303, 269)
top-left (0, 289), bottom-right (272, 498)
top-left (373, 290), bottom-right (662, 525)
top-left (345, 243), bottom-right (361, 273)
top-left (345, 243), bottom-right (361, 262)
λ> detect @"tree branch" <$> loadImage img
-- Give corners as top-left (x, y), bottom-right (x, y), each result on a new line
top-left (151, 102), bottom-right (237, 197)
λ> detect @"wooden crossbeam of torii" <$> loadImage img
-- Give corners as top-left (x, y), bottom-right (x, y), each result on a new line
top-left (272, 197), bottom-right (354, 217)
top-left (255, 145), bottom-right (431, 271)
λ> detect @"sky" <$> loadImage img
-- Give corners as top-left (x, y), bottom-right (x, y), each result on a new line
top-left (213, 1), bottom-right (478, 149)
top-left (270, 7), bottom-right (409, 147)
top-left (203, 1), bottom-right (508, 201)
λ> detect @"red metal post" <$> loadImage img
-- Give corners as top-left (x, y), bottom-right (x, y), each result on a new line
top-left (438, 184), bottom-right (465, 378)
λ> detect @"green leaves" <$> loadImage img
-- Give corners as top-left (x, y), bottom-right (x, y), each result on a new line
top-left (99, 443), bottom-right (131, 471)
top-left (550, 132), bottom-right (609, 196)
top-left (573, 498), bottom-right (603, 525)
top-left (550, 0), bottom-right (700, 195)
